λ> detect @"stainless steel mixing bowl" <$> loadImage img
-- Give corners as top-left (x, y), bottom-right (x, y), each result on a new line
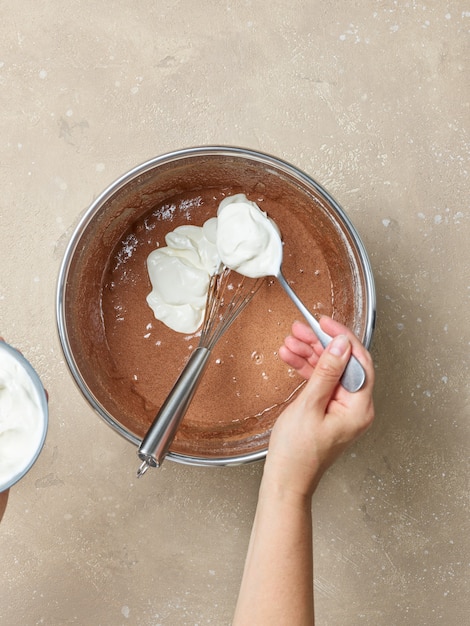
top-left (56, 146), bottom-right (375, 466)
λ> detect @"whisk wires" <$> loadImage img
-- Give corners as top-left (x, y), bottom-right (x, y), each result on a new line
top-left (199, 267), bottom-right (264, 351)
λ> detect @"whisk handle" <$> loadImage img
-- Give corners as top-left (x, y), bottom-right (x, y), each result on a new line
top-left (137, 347), bottom-right (211, 473)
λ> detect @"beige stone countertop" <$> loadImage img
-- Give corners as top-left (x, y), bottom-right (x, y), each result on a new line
top-left (1, 2), bottom-right (468, 625)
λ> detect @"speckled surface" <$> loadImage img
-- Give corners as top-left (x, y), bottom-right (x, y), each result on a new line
top-left (0, 2), bottom-right (468, 625)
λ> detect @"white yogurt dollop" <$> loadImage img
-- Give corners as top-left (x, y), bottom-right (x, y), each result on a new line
top-left (0, 347), bottom-right (45, 489)
top-left (216, 194), bottom-right (282, 278)
top-left (146, 218), bottom-right (220, 333)
top-left (146, 194), bottom-right (282, 334)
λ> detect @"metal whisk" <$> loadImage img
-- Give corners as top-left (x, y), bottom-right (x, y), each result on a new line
top-left (136, 267), bottom-right (263, 476)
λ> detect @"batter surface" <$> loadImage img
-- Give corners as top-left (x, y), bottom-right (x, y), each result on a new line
top-left (96, 187), bottom-right (356, 459)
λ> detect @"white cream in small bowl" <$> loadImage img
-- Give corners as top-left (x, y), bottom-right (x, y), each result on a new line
top-left (0, 342), bottom-right (48, 491)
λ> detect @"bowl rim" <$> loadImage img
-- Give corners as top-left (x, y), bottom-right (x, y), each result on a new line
top-left (56, 145), bottom-right (376, 466)
top-left (0, 342), bottom-right (49, 490)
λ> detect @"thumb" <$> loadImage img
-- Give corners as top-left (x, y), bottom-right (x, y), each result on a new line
top-left (303, 334), bottom-right (352, 411)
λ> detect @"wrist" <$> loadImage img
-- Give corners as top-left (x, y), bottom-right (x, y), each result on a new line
top-left (261, 454), bottom-right (323, 507)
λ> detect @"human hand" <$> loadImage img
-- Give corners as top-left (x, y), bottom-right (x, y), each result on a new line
top-left (264, 317), bottom-right (375, 499)
top-left (0, 489), bottom-right (9, 522)
top-left (279, 317), bottom-right (362, 381)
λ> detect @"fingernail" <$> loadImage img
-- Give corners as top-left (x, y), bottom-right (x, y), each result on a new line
top-left (329, 334), bottom-right (349, 356)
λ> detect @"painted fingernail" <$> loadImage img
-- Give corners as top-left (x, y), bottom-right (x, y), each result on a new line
top-left (329, 334), bottom-right (350, 356)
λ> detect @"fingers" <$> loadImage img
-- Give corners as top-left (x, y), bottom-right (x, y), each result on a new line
top-left (278, 345), bottom-right (315, 380)
top-left (290, 320), bottom-right (319, 346)
top-left (302, 334), bottom-right (352, 413)
top-left (278, 333), bottom-right (318, 381)
top-left (279, 317), bottom-right (375, 392)
top-left (278, 321), bottom-right (323, 380)
top-left (319, 316), bottom-right (366, 355)
top-left (283, 334), bottom-right (315, 361)
top-left (317, 318), bottom-right (375, 433)
top-left (319, 317), bottom-right (375, 390)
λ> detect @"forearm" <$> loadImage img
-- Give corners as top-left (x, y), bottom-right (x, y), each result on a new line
top-left (233, 471), bottom-right (315, 626)
top-left (233, 324), bottom-right (375, 625)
